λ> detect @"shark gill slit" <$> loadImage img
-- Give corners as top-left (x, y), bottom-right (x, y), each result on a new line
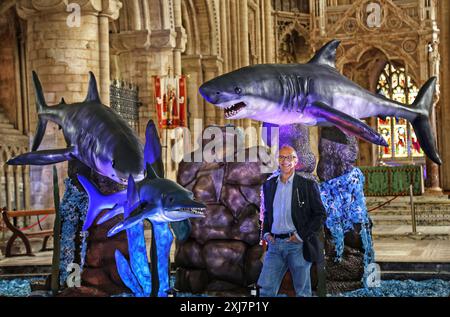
top-left (279, 75), bottom-right (314, 114)
top-left (292, 76), bottom-right (300, 111)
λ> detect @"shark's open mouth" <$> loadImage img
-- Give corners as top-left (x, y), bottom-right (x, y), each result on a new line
top-left (174, 207), bottom-right (206, 216)
top-left (224, 102), bottom-right (246, 118)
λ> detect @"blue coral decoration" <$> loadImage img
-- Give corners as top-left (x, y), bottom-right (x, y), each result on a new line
top-left (114, 221), bottom-right (152, 297)
top-left (319, 168), bottom-right (375, 272)
top-left (58, 178), bottom-right (88, 286)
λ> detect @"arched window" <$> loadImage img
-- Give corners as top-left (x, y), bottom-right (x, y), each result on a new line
top-left (376, 62), bottom-right (424, 162)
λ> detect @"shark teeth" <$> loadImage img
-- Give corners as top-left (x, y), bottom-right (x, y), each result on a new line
top-left (175, 207), bottom-right (206, 215)
top-left (224, 102), bottom-right (246, 118)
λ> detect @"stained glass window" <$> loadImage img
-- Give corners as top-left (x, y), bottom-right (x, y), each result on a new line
top-left (376, 63), bottom-right (424, 161)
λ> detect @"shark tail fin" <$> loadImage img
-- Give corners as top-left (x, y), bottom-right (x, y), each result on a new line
top-left (410, 77), bottom-right (441, 165)
top-left (77, 174), bottom-right (113, 231)
top-left (31, 71), bottom-right (49, 151)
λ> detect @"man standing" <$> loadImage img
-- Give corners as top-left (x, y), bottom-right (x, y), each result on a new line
top-left (258, 145), bottom-right (326, 297)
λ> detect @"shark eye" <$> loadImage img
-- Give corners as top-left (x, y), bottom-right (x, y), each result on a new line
top-left (234, 87), bottom-right (242, 95)
top-left (168, 196), bottom-right (174, 203)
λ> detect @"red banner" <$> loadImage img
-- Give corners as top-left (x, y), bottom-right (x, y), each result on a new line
top-left (154, 75), bottom-right (187, 129)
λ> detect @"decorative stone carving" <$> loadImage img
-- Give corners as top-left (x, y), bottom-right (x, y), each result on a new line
top-left (402, 39), bottom-right (417, 53)
top-left (386, 16), bottom-right (402, 29)
top-left (343, 18), bottom-right (358, 34)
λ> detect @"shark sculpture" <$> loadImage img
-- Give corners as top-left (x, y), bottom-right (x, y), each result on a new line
top-left (7, 71), bottom-right (145, 184)
top-left (78, 120), bottom-right (205, 297)
top-left (77, 165), bottom-right (205, 296)
top-left (199, 39), bottom-right (441, 165)
top-left (78, 165), bottom-right (206, 237)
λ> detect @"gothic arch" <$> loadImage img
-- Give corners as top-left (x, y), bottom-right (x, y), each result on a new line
top-left (111, 0), bottom-right (159, 33)
top-left (184, 0), bottom-right (219, 56)
top-left (340, 43), bottom-right (419, 84)
top-left (181, 0), bottom-right (200, 55)
top-left (279, 22), bottom-right (310, 45)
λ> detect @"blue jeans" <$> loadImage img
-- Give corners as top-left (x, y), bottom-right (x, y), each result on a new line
top-left (257, 238), bottom-right (312, 297)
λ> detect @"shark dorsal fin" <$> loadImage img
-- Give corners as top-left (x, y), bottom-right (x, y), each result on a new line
top-left (308, 39), bottom-right (340, 69)
top-left (144, 120), bottom-right (165, 178)
top-left (84, 71), bottom-right (101, 103)
top-left (60, 98), bottom-right (66, 104)
top-left (125, 174), bottom-right (139, 217)
top-left (146, 162), bottom-right (160, 180)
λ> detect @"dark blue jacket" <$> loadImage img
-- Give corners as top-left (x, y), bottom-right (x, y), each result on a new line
top-left (262, 173), bottom-right (327, 263)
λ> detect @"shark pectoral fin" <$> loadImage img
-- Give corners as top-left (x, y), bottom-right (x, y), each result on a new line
top-left (7, 146), bottom-right (77, 166)
top-left (32, 117), bottom-right (48, 151)
top-left (307, 101), bottom-right (388, 146)
top-left (107, 214), bottom-right (144, 237)
top-left (96, 204), bottom-right (125, 225)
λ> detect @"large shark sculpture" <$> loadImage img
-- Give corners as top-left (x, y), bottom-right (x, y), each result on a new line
top-left (199, 39), bottom-right (441, 165)
top-left (78, 120), bottom-right (206, 297)
top-left (7, 71), bottom-right (145, 184)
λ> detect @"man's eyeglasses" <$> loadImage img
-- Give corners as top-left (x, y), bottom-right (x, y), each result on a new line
top-left (278, 155), bottom-right (297, 162)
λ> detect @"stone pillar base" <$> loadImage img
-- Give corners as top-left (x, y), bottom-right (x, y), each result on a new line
top-left (424, 187), bottom-right (444, 195)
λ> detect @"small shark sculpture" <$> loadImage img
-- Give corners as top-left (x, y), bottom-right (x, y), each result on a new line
top-left (77, 163), bottom-right (205, 297)
top-left (7, 71), bottom-right (145, 184)
top-left (199, 40), bottom-right (441, 165)
top-left (77, 165), bottom-right (206, 237)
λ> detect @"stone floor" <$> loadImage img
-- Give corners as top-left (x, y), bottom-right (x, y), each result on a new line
top-left (0, 250), bottom-right (52, 268)
top-left (374, 240), bottom-right (450, 262)
top-left (1, 234), bottom-right (449, 271)
top-left (372, 225), bottom-right (450, 240)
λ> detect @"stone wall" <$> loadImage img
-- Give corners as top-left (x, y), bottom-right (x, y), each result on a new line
top-left (0, 16), bottom-right (18, 127)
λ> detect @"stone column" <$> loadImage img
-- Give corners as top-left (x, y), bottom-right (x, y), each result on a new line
top-left (438, 0), bottom-right (450, 191)
top-left (98, 15), bottom-right (111, 103)
top-left (201, 56), bottom-right (223, 127)
top-left (264, 0), bottom-right (275, 63)
top-left (220, 0), bottom-right (229, 73)
top-left (425, 41), bottom-right (442, 194)
top-left (16, 0), bottom-right (122, 208)
top-left (182, 55), bottom-right (203, 129)
top-left (173, 0), bottom-right (185, 77)
top-left (239, 0), bottom-right (252, 137)
top-left (311, 0), bottom-right (326, 36)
